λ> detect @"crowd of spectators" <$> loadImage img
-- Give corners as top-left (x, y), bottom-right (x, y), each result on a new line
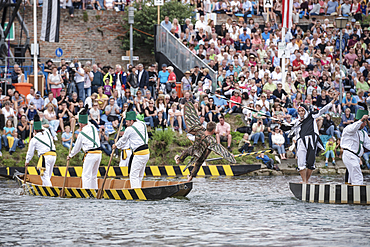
top-left (6, 0), bottom-right (370, 169)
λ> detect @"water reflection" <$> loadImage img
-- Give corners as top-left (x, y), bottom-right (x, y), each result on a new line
top-left (1, 175), bottom-right (370, 246)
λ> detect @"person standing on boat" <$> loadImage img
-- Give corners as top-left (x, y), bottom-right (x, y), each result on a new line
top-left (341, 110), bottom-right (370, 185)
top-left (291, 93), bottom-right (338, 183)
top-left (25, 114), bottom-right (56, 186)
top-left (113, 111), bottom-right (150, 188)
top-left (174, 102), bottom-right (236, 182)
top-left (67, 105), bottom-right (102, 189)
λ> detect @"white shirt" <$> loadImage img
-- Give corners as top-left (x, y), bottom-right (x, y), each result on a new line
top-left (341, 120), bottom-right (370, 157)
top-left (85, 96), bottom-right (94, 109)
top-left (26, 94), bottom-right (35, 104)
top-left (69, 123), bottom-right (100, 157)
top-left (74, 67), bottom-right (85, 83)
top-left (272, 133), bottom-right (285, 145)
top-left (271, 71), bottom-right (282, 83)
top-left (26, 129), bottom-right (55, 163)
top-left (44, 98), bottom-right (58, 108)
top-left (286, 43), bottom-right (299, 55)
top-left (255, 99), bottom-right (269, 113)
top-left (301, 52), bottom-right (311, 65)
top-left (195, 20), bottom-right (206, 31)
top-left (116, 121), bottom-right (148, 151)
top-left (258, 69), bottom-right (271, 79)
top-left (2, 107), bottom-right (15, 121)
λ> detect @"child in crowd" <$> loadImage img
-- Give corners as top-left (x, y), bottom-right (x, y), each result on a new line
top-left (322, 137), bottom-right (336, 167)
top-left (256, 152), bottom-right (280, 171)
top-left (62, 125), bottom-right (74, 149)
top-left (26, 102), bottom-right (37, 120)
top-left (238, 133), bottom-right (254, 153)
top-left (104, 78), bottom-right (113, 97)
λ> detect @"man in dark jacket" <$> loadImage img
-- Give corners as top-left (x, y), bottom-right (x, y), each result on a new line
top-left (136, 64), bottom-right (149, 95)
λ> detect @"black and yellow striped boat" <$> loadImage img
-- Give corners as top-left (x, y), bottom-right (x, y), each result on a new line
top-left (2, 164), bottom-right (261, 178)
top-left (290, 182), bottom-right (370, 205)
top-left (15, 174), bottom-right (192, 200)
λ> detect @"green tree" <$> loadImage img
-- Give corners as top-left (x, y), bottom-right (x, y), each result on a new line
top-left (121, 1), bottom-right (194, 53)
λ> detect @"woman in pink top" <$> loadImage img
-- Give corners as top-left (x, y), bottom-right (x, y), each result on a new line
top-left (344, 48), bottom-right (358, 67)
top-left (228, 90), bottom-right (242, 114)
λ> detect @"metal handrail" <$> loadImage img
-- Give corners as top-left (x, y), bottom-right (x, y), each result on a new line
top-left (156, 24), bottom-right (217, 92)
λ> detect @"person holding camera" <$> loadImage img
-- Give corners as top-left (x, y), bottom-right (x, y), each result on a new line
top-left (250, 118), bottom-right (266, 148)
top-left (74, 63), bottom-right (85, 102)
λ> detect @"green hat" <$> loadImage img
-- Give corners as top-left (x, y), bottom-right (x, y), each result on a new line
top-left (137, 114), bottom-right (144, 122)
top-left (126, 111), bottom-right (136, 121)
top-left (34, 114), bottom-right (42, 130)
top-left (120, 126), bottom-right (126, 132)
top-left (78, 104), bottom-right (89, 124)
top-left (355, 109), bottom-right (368, 120)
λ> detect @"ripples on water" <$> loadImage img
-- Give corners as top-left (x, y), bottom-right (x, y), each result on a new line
top-left (1, 175), bottom-right (370, 246)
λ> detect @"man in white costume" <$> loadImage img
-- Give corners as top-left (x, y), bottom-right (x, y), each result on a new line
top-left (25, 114), bottom-right (56, 186)
top-left (291, 93), bottom-right (337, 183)
top-left (341, 110), bottom-right (370, 185)
top-left (118, 127), bottom-right (132, 167)
top-left (67, 105), bottom-right (102, 189)
top-left (113, 111), bottom-right (150, 188)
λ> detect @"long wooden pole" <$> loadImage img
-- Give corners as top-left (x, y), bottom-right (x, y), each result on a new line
top-left (23, 122), bottom-right (34, 185)
top-left (157, 5), bottom-right (160, 25)
top-left (59, 119), bottom-right (76, 198)
top-left (96, 115), bottom-right (125, 199)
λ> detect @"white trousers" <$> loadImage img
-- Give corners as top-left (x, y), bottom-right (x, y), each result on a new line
top-left (41, 156), bottom-right (56, 186)
top-left (82, 153), bottom-right (102, 189)
top-left (343, 150), bottom-right (363, 185)
top-left (296, 139), bottom-right (316, 171)
top-left (130, 153), bottom-right (150, 189)
top-left (119, 150), bottom-right (132, 167)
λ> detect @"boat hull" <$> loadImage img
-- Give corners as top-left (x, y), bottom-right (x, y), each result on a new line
top-left (289, 182), bottom-right (370, 205)
top-left (1, 164), bottom-right (261, 178)
top-left (15, 175), bottom-right (192, 201)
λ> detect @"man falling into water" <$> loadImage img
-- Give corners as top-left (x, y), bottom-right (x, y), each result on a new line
top-left (175, 102), bottom-right (236, 181)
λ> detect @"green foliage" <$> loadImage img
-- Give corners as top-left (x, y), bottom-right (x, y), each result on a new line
top-left (149, 129), bottom-right (174, 158)
top-left (83, 11), bottom-right (89, 22)
top-left (95, 15), bottom-right (101, 21)
top-left (361, 15), bottom-right (370, 25)
top-left (121, 1), bottom-right (194, 53)
top-left (173, 133), bottom-right (192, 146)
top-left (231, 131), bottom-right (244, 144)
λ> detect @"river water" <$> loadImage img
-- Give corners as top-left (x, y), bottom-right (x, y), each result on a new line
top-left (1, 175), bottom-right (370, 246)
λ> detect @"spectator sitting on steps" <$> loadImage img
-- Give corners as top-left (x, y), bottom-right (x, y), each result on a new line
top-left (216, 115), bottom-right (232, 152)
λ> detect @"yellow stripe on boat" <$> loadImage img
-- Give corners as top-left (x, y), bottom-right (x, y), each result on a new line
top-left (179, 165), bottom-right (189, 176)
top-left (71, 188), bottom-right (81, 198)
top-left (165, 166), bottom-right (176, 177)
top-left (6, 167), bottom-right (9, 176)
top-left (209, 166), bottom-right (219, 176)
top-left (58, 167), bottom-right (69, 177)
top-left (110, 190), bottom-right (121, 200)
top-left (75, 167), bottom-right (83, 177)
top-left (122, 189), bottom-right (133, 200)
top-left (80, 189), bottom-right (89, 198)
top-left (197, 167), bottom-right (205, 176)
top-left (223, 165), bottom-right (234, 176)
top-left (107, 167), bottom-right (116, 177)
top-left (46, 187), bottom-right (54, 197)
top-left (150, 166), bottom-right (161, 177)
top-left (121, 167), bottom-right (129, 177)
top-left (28, 167), bottom-right (38, 175)
top-left (134, 189), bottom-right (146, 200)
top-left (38, 185), bottom-right (47, 196)
top-left (32, 185), bottom-right (39, 196)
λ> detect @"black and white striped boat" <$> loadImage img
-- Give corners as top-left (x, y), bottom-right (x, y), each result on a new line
top-left (289, 182), bottom-right (370, 205)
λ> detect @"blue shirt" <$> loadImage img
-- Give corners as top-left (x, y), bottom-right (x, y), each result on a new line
top-left (326, 0), bottom-right (338, 14)
top-left (161, 21), bottom-right (172, 31)
top-left (4, 127), bottom-right (15, 137)
top-left (342, 96), bottom-right (357, 105)
top-left (239, 33), bottom-right (250, 42)
top-left (256, 154), bottom-right (271, 164)
top-left (262, 32), bottom-right (270, 41)
top-left (226, 69), bottom-right (235, 77)
top-left (212, 95), bottom-right (227, 107)
top-left (158, 71), bottom-right (169, 84)
top-left (62, 132), bottom-right (72, 145)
